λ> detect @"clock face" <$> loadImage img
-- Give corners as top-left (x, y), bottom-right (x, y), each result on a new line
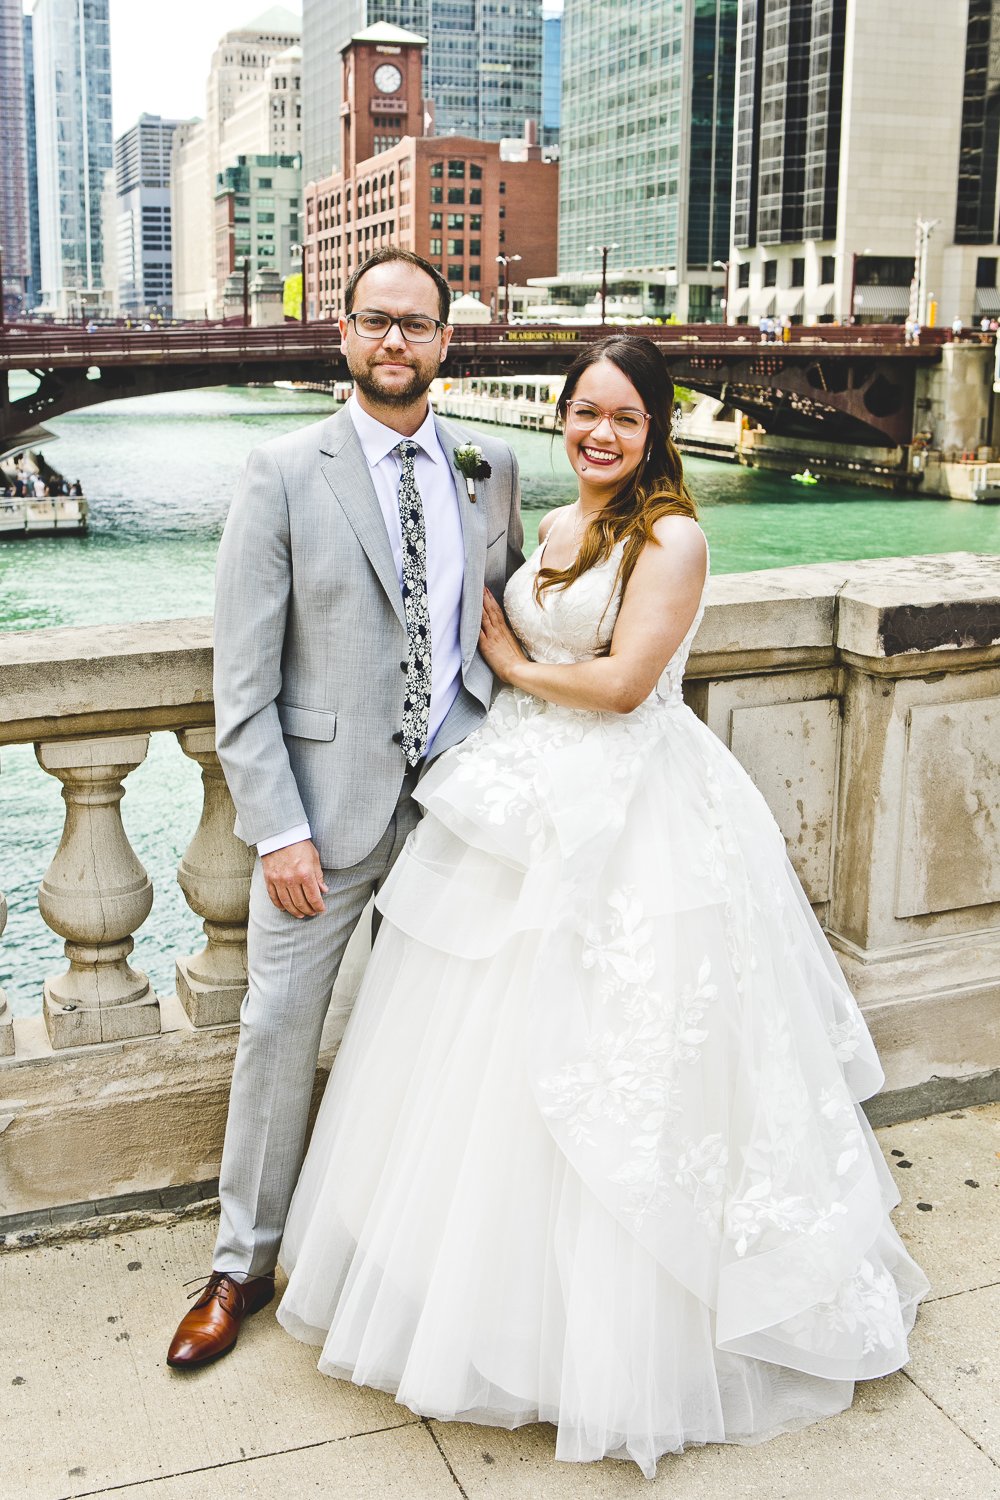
top-left (374, 63), bottom-right (403, 95)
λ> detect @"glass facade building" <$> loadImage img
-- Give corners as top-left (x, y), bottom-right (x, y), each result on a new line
top-left (558, 0), bottom-right (735, 315)
top-left (23, 15), bottom-right (42, 309)
top-left (733, 0), bottom-right (845, 249)
top-left (541, 5), bottom-right (561, 148)
top-left (302, 0), bottom-right (544, 182)
top-left (0, 0), bottom-right (31, 316)
top-left (956, 0), bottom-right (1000, 242)
top-left (32, 0), bottom-right (113, 315)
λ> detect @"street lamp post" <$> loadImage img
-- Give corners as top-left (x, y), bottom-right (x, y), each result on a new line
top-left (242, 257), bottom-right (250, 328)
top-left (0, 242), bottom-right (5, 332)
top-left (587, 243), bottom-right (619, 325)
top-left (713, 258), bottom-right (730, 323)
top-left (913, 218), bottom-right (940, 327)
top-left (495, 252), bottom-right (521, 323)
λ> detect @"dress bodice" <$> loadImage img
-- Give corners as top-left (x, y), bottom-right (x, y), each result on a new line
top-left (504, 532), bottom-right (708, 707)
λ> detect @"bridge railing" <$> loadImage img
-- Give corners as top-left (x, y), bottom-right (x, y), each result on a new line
top-left (1, 552), bottom-right (999, 1220)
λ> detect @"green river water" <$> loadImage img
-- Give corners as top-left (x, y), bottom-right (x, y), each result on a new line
top-left (2, 384), bottom-right (998, 1015)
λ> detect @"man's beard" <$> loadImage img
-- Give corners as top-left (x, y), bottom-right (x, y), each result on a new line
top-left (350, 357), bottom-right (438, 408)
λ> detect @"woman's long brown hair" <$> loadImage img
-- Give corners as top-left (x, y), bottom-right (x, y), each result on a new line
top-left (536, 335), bottom-right (697, 604)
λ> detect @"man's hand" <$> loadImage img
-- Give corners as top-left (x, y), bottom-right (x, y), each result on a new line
top-left (260, 839), bottom-right (328, 918)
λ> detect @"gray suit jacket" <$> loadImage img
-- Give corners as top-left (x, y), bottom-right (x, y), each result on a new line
top-left (213, 404), bottom-right (525, 869)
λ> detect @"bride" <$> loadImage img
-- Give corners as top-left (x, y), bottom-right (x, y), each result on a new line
top-left (276, 335), bottom-right (927, 1478)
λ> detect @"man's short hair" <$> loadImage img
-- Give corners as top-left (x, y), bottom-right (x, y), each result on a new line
top-left (344, 249), bottom-right (451, 325)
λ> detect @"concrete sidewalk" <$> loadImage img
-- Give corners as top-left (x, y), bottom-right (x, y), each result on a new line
top-left (3, 1103), bottom-right (999, 1500)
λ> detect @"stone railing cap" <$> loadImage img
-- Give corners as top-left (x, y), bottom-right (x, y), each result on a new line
top-left (831, 552), bottom-right (1000, 658)
top-left (692, 553), bottom-right (1000, 663)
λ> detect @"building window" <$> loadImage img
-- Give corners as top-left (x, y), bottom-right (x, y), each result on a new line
top-left (762, 260), bottom-right (777, 287)
top-left (737, 261), bottom-right (750, 288)
top-left (447, 187), bottom-right (465, 204)
top-left (430, 213), bottom-right (442, 229)
top-left (469, 239), bottom-right (480, 256)
top-left (430, 186), bottom-right (443, 204)
top-left (470, 163), bottom-right (482, 180)
top-left (856, 256), bottom-right (913, 286)
top-left (470, 214), bottom-right (482, 230)
top-left (469, 264), bottom-right (480, 281)
top-left (257, 177), bottom-right (272, 189)
top-left (448, 159), bottom-right (465, 177)
top-left (499, 180), bottom-right (505, 194)
top-left (430, 161), bottom-right (443, 178)
top-left (447, 238), bottom-right (463, 255)
top-left (790, 257), bottom-right (805, 287)
top-left (976, 256), bottom-right (997, 287)
top-left (469, 188), bottom-right (482, 205)
top-left (820, 254), bottom-right (836, 284)
top-left (429, 237), bottom-right (442, 255)
top-left (447, 263), bottom-right (463, 281)
top-left (447, 213), bottom-right (464, 229)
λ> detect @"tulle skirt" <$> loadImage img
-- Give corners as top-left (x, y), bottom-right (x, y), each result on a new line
top-left (277, 688), bottom-right (928, 1478)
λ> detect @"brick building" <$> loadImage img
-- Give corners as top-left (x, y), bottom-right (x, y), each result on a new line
top-left (304, 22), bottom-right (557, 320)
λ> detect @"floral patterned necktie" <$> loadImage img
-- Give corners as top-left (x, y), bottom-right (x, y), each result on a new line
top-left (394, 441), bottom-right (433, 765)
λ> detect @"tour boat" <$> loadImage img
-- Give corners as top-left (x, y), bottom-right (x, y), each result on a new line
top-left (0, 493), bottom-right (89, 538)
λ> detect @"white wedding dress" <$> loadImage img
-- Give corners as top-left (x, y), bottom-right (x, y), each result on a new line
top-left (277, 535), bottom-right (928, 1478)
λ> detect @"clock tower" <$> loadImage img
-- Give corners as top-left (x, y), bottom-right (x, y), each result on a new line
top-left (340, 22), bottom-right (427, 179)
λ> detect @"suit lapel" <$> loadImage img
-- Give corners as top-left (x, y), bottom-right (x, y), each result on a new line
top-left (319, 408), bottom-right (406, 630)
top-left (434, 413), bottom-right (489, 665)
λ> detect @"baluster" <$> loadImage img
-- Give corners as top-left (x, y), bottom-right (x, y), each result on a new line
top-left (175, 727), bottom-right (254, 1027)
top-left (0, 892), bottom-right (12, 1058)
top-left (36, 735), bottom-right (159, 1048)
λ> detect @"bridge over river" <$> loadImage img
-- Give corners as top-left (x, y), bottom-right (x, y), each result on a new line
top-left (0, 320), bottom-right (953, 452)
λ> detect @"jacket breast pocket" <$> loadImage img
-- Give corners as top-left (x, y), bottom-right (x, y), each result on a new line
top-left (277, 702), bottom-right (337, 741)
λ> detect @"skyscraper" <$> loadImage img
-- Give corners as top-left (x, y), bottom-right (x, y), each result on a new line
top-left (32, 0), bottom-right (113, 317)
top-left (23, 13), bottom-right (42, 309)
top-left (554, 0), bottom-right (737, 321)
top-left (301, 0), bottom-right (545, 183)
top-left (541, 3), bottom-right (562, 150)
top-left (170, 7), bottom-right (301, 318)
top-left (0, 0), bottom-right (31, 318)
top-left (114, 116), bottom-right (184, 318)
top-left (731, 0), bottom-right (999, 328)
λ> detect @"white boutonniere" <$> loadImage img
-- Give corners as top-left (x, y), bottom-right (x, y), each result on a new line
top-left (453, 443), bottom-right (492, 504)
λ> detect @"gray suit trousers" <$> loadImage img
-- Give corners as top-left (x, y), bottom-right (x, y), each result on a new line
top-left (212, 775), bottom-right (421, 1277)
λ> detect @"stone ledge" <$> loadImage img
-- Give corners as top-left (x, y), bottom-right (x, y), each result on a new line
top-left (0, 1180), bottom-right (220, 1252)
top-left (1, 555), bottom-right (997, 749)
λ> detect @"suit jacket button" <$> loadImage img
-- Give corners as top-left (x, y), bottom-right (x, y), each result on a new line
top-left (392, 731), bottom-right (403, 744)
top-left (400, 660), bottom-right (408, 672)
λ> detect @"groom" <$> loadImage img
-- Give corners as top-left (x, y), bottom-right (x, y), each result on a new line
top-left (167, 248), bottom-right (524, 1368)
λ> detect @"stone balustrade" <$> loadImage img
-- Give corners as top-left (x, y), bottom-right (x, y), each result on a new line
top-left (0, 554), bottom-right (998, 1220)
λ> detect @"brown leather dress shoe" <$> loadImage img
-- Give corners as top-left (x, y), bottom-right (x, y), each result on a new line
top-left (166, 1271), bottom-right (275, 1370)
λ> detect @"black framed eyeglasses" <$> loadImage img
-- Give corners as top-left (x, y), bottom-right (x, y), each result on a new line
top-left (346, 310), bottom-right (446, 343)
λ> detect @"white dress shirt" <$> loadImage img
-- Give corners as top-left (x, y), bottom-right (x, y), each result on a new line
top-left (257, 396), bottom-right (466, 857)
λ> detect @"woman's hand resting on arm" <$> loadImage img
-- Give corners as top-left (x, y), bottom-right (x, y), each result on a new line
top-left (478, 514), bottom-right (708, 714)
top-left (479, 588), bottom-right (531, 681)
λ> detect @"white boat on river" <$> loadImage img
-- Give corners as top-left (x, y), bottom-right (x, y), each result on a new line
top-left (0, 494), bottom-right (89, 538)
